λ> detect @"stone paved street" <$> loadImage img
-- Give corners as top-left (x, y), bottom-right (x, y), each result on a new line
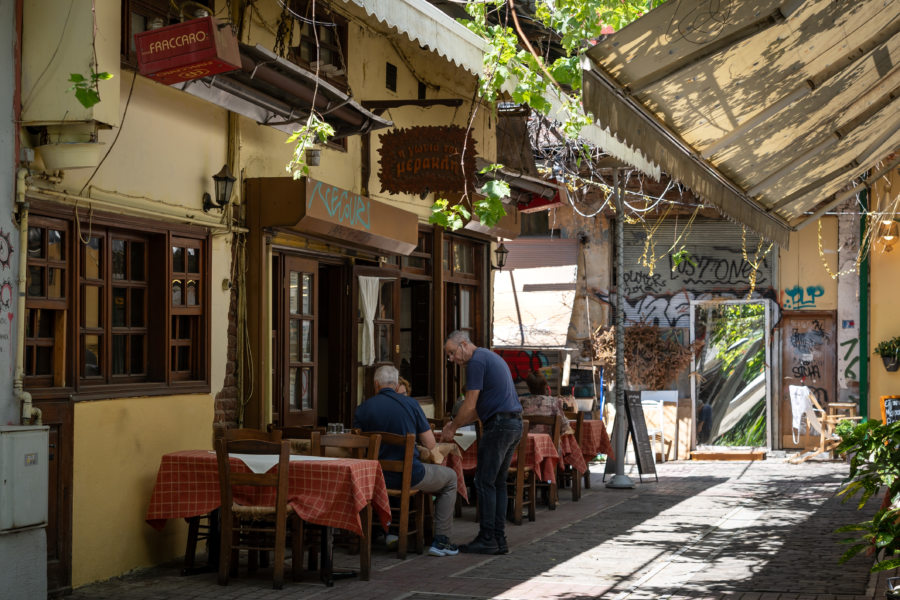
top-left (67, 458), bottom-right (898, 600)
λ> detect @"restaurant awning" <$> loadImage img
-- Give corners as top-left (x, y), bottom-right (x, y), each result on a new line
top-left (174, 43), bottom-right (392, 140)
top-left (337, 0), bottom-right (659, 177)
top-left (582, 0), bottom-right (900, 248)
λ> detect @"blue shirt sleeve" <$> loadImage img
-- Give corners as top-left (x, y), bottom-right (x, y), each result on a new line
top-left (466, 351), bottom-right (486, 391)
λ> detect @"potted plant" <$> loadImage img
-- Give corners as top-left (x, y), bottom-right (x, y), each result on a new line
top-left (874, 336), bottom-right (900, 372)
top-left (834, 420), bottom-right (900, 582)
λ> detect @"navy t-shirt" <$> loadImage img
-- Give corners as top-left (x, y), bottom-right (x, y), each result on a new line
top-left (352, 388), bottom-right (428, 487)
top-left (465, 347), bottom-right (521, 423)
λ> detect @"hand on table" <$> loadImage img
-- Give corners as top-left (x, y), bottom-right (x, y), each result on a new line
top-left (439, 422), bottom-right (457, 443)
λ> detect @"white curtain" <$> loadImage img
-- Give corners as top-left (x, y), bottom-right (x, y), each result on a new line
top-left (359, 276), bottom-right (381, 366)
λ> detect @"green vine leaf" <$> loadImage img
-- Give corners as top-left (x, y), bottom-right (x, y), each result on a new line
top-left (68, 70), bottom-right (113, 109)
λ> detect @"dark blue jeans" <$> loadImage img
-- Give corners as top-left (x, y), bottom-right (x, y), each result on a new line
top-left (474, 414), bottom-right (523, 540)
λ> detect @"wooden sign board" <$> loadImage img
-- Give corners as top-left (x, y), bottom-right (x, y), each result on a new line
top-left (881, 396), bottom-right (900, 425)
top-left (377, 126), bottom-right (476, 195)
top-left (603, 391), bottom-right (658, 482)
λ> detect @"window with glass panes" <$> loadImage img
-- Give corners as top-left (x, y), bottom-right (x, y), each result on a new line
top-left (170, 238), bottom-right (203, 380)
top-left (24, 213), bottom-right (208, 393)
top-left (289, 1), bottom-right (348, 89)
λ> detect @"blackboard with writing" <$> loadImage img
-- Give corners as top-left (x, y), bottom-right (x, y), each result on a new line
top-left (881, 396), bottom-right (900, 425)
top-left (602, 391), bottom-right (658, 482)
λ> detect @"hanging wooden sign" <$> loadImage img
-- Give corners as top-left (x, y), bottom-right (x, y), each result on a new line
top-left (134, 17), bottom-right (240, 85)
top-left (378, 126), bottom-right (476, 195)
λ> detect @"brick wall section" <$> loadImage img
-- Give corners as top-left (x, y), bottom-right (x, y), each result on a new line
top-left (214, 243), bottom-right (239, 427)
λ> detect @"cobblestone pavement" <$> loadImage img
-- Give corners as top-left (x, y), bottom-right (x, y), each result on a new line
top-left (68, 458), bottom-right (898, 600)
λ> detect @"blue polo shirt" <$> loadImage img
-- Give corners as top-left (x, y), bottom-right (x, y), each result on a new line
top-left (465, 347), bottom-right (521, 423)
top-left (352, 388), bottom-right (428, 487)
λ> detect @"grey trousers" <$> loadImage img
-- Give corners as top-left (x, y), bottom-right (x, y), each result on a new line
top-left (412, 462), bottom-right (457, 538)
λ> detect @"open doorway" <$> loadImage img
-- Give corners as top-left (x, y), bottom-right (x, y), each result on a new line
top-left (690, 300), bottom-right (772, 450)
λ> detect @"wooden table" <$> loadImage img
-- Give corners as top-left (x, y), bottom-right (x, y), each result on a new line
top-left (146, 450), bottom-right (391, 583)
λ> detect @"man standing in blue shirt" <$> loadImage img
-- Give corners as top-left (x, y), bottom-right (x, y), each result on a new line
top-left (440, 330), bottom-right (522, 555)
top-left (354, 364), bottom-right (459, 557)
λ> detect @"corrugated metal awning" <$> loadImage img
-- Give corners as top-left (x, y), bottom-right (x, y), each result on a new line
top-left (582, 0), bottom-right (900, 248)
top-left (503, 237), bottom-right (579, 270)
top-left (175, 44), bottom-right (392, 140)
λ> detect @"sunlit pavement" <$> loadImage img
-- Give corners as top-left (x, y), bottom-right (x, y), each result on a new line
top-left (67, 458), bottom-right (895, 600)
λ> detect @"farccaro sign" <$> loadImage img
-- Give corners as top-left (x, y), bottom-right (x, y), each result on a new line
top-left (134, 17), bottom-right (240, 85)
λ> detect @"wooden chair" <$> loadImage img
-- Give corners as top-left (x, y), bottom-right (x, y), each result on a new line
top-left (521, 413), bottom-right (560, 509)
top-left (427, 417), bottom-right (449, 431)
top-left (269, 425), bottom-right (326, 454)
top-left (182, 428), bottom-right (285, 575)
top-left (307, 432), bottom-right (380, 580)
top-left (788, 388), bottom-right (862, 464)
top-left (363, 431), bottom-right (425, 558)
top-left (215, 435), bottom-right (301, 589)
top-left (310, 432), bottom-right (381, 459)
top-left (562, 411), bottom-right (584, 501)
top-left (506, 419), bottom-right (535, 525)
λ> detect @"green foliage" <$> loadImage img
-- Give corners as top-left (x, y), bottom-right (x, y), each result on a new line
top-left (709, 304), bottom-right (766, 384)
top-left (67, 70), bottom-right (113, 109)
top-left (429, 0), bottom-right (662, 229)
top-left (285, 113), bottom-right (335, 179)
top-left (428, 164), bottom-right (510, 231)
top-left (834, 420), bottom-right (900, 571)
top-left (429, 198), bottom-right (470, 230)
top-left (713, 399), bottom-right (766, 446)
top-left (874, 336), bottom-right (900, 361)
top-left (671, 248), bottom-right (697, 270)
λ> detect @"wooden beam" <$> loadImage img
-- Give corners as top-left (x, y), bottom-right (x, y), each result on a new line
top-left (360, 99), bottom-right (463, 112)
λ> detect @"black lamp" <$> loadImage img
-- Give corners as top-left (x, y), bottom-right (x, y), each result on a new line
top-left (203, 164), bottom-right (236, 212)
top-left (493, 242), bottom-right (509, 270)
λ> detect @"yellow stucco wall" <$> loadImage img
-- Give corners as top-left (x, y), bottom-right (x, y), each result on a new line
top-left (34, 0), bottom-right (494, 588)
top-left (868, 167), bottom-right (900, 419)
top-left (778, 216), bottom-right (838, 311)
top-left (71, 395), bottom-right (214, 587)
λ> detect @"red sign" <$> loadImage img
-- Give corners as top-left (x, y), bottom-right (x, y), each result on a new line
top-left (134, 17), bottom-right (241, 85)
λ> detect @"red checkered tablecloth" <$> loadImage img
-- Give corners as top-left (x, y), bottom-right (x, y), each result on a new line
top-left (559, 433), bottom-right (588, 474)
top-left (457, 433), bottom-right (560, 483)
top-left (145, 450), bottom-right (391, 536)
top-left (578, 420), bottom-right (614, 461)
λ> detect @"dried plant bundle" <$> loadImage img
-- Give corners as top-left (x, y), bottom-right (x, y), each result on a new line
top-left (591, 324), bottom-right (700, 390)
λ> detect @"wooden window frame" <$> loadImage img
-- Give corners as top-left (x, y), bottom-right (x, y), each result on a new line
top-left (288, 0), bottom-right (350, 91)
top-left (24, 206), bottom-right (210, 397)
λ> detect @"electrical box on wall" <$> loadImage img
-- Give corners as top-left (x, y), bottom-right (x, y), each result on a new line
top-left (0, 426), bottom-right (49, 532)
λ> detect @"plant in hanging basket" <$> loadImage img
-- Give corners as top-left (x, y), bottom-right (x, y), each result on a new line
top-left (874, 336), bottom-right (900, 372)
top-left (591, 324), bottom-right (702, 390)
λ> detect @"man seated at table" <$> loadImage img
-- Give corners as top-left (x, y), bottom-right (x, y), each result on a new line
top-left (353, 364), bottom-right (459, 557)
top-left (520, 371), bottom-right (574, 436)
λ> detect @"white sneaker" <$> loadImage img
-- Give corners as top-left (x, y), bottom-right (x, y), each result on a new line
top-left (385, 534), bottom-right (399, 550)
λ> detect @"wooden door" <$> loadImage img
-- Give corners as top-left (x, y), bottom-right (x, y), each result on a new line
top-left (281, 256), bottom-right (319, 426)
top-left (780, 311), bottom-right (836, 449)
top-left (34, 399), bottom-right (73, 596)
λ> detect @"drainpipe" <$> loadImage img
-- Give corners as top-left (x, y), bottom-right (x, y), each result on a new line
top-left (14, 169), bottom-right (40, 425)
top-left (859, 186), bottom-right (869, 420)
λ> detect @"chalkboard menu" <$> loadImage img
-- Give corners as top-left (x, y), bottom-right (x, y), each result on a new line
top-left (881, 396), bottom-right (900, 425)
top-left (603, 391), bottom-right (658, 482)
